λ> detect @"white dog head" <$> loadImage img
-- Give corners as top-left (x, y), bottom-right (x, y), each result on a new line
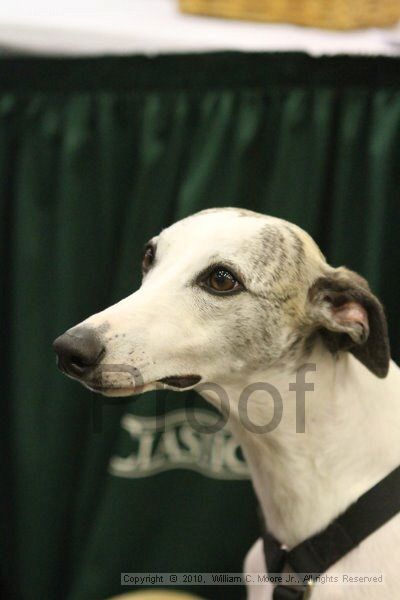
top-left (53, 208), bottom-right (390, 397)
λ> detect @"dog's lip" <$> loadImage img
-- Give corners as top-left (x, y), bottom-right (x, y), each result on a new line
top-left (157, 375), bottom-right (202, 389)
top-left (86, 383), bottom-right (149, 396)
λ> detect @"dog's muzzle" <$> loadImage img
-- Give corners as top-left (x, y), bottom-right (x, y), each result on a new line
top-left (53, 326), bottom-right (105, 378)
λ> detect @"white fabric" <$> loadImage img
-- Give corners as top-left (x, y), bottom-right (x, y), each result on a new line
top-left (0, 0), bottom-right (400, 57)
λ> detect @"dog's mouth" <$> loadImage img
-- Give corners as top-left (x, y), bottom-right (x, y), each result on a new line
top-left (86, 374), bottom-right (202, 397)
top-left (157, 375), bottom-right (201, 389)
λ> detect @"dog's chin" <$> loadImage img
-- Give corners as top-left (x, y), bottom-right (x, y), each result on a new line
top-left (85, 382), bottom-right (157, 397)
top-left (84, 375), bottom-right (202, 397)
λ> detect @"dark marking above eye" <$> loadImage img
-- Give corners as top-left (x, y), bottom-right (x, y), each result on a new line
top-left (95, 322), bottom-right (111, 335)
top-left (142, 242), bottom-right (156, 273)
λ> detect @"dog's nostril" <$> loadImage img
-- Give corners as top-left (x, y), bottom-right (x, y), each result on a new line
top-left (69, 354), bottom-right (89, 372)
top-left (53, 327), bottom-right (105, 378)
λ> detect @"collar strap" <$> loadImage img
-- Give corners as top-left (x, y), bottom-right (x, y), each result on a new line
top-left (261, 464), bottom-right (400, 598)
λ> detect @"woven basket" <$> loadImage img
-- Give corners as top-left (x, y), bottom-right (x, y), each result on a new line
top-left (179, 0), bottom-right (400, 29)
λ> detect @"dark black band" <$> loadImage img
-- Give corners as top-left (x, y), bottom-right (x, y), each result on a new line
top-left (261, 464), bottom-right (400, 599)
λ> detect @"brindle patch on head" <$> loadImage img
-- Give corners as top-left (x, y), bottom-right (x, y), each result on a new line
top-left (258, 224), bottom-right (287, 265)
top-left (284, 226), bottom-right (306, 272)
top-left (245, 222), bottom-right (307, 300)
top-left (236, 224), bottom-right (285, 286)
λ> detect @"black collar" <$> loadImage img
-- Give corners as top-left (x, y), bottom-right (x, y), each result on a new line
top-left (260, 464), bottom-right (400, 599)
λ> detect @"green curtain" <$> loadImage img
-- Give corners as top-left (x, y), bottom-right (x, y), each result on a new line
top-left (1, 52), bottom-right (399, 600)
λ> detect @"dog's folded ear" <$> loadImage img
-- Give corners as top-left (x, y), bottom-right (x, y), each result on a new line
top-left (308, 267), bottom-right (390, 378)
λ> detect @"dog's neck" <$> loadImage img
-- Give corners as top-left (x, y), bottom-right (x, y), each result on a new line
top-left (200, 341), bottom-right (400, 548)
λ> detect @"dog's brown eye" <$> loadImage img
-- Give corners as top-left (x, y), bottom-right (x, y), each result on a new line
top-left (142, 245), bottom-right (155, 273)
top-left (206, 268), bottom-right (242, 294)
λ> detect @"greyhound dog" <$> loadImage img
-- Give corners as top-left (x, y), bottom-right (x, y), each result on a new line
top-left (53, 208), bottom-right (400, 599)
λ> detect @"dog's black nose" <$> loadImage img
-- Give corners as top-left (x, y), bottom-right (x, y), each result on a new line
top-left (53, 326), bottom-right (105, 377)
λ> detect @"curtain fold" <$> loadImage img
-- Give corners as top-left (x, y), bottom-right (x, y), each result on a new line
top-left (0, 52), bottom-right (399, 600)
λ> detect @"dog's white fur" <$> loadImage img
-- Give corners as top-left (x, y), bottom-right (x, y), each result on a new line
top-left (62, 209), bottom-right (400, 599)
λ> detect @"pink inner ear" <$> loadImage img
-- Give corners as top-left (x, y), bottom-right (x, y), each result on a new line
top-left (332, 301), bottom-right (368, 329)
